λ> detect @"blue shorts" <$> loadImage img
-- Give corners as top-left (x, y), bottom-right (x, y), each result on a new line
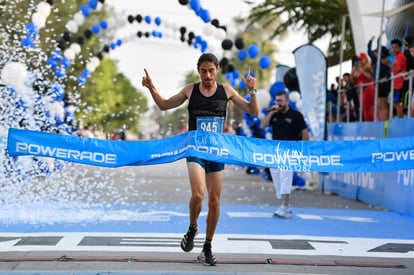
top-left (186, 157), bottom-right (225, 173)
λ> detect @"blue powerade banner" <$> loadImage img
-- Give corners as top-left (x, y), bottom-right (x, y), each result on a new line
top-left (7, 128), bottom-right (414, 173)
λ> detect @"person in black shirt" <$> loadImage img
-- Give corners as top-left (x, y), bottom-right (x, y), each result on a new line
top-left (141, 53), bottom-right (259, 265)
top-left (260, 91), bottom-right (308, 218)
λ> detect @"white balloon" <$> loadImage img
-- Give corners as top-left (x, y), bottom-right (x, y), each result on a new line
top-left (66, 20), bottom-right (78, 33)
top-left (289, 91), bottom-right (301, 103)
top-left (32, 12), bottom-right (47, 29)
top-left (70, 43), bottom-right (82, 55)
top-left (1, 62), bottom-right (27, 89)
top-left (90, 56), bottom-right (101, 67)
top-left (73, 12), bottom-right (85, 26)
top-left (214, 28), bottom-right (226, 40)
top-left (202, 24), bottom-right (213, 37)
top-left (256, 89), bottom-right (271, 109)
top-left (295, 99), bottom-right (303, 109)
top-left (86, 62), bottom-right (97, 73)
top-left (37, 2), bottom-right (51, 17)
top-left (63, 48), bottom-right (76, 60)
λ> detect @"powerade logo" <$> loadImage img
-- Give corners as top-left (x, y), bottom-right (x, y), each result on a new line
top-left (15, 142), bottom-right (117, 164)
top-left (252, 143), bottom-right (342, 171)
top-left (371, 150), bottom-right (414, 163)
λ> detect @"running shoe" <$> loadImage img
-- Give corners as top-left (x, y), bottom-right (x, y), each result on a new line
top-left (197, 242), bottom-right (217, 266)
top-left (180, 226), bottom-right (198, 252)
top-left (273, 205), bottom-right (293, 218)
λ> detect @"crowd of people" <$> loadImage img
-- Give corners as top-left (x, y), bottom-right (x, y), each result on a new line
top-left (327, 36), bottom-right (414, 122)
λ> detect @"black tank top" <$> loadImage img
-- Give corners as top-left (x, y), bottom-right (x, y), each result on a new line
top-left (188, 83), bottom-right (228, 132)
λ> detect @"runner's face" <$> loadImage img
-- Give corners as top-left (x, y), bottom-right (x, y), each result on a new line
top-left (276, 95), bottom-right (288, 110)
top-left (198, 62), bottom-right (218, 88)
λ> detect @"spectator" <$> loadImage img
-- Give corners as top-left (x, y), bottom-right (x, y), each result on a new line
top-left (260, 91), bottom-right (309, 218)
top-left (367, 36), bottom-right (391, 121)
top-left (351, 53), bottom-right (375, 121)
top-left (341, 72), bottom-right (359, 121)
top-left (383, 38), bottom-right (406, 118)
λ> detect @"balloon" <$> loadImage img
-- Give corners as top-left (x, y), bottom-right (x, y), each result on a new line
top-left (235, 37), bottom-right (244, 49)
top-left (46, 58), bottom-right (58, 69)
top-left (135, 14), bottom-right (142, 23)
top-left (211, 19), bottom-right (219, 27)
top-left (154, 17), bottom-right (161, 26)
top-left (283, 68), bottom-right (300, 92)
top-left (289, 91), bottom-right (301, 103)
top-left (239, 81), bottom-right (246, 90)
top-left (237, 49), bottom-right (247, 61)
top-left (66, 20), bottom-right (78, 33)
top-left (259, 55), bottom-right (271, 69)
top-left (128, 15), bottom-right (136, 25)
top-left (100, 19), bottom-right (108, 29)
top-left (55, 67), bottom-right (66, 78)
top-left (221, 39), bottom-right (233, 50)
top-left (26, 23), bottom-right (39, 37)
top-left (190, 0), bottom-right (201, 12)
top-left (256, 89), bottom-right (271, 109)
top-left (199, 9), bottom-right (211, 23)
top-left (214, 28), bottom-right (226, 40)
top-left (89, 0), bottom-right (98, 9)
top-left (269, 81), bottom-right (286, 98)
top-left (80, 4), bottom-right (91, 17)
top-left (37, 1), bottom-right (51, 17)
top-left (70, 43), bottom-right (81, 54)
top-left (22, 36), bottom-right (34, 48)
top-left (91, 24), bottom-right (100, 34)
top-left (144, 15), bottom-right (151, 24)
top-left (52, 84), bottom-right (65, 101)
top-left (74, 12), bottom-right (85, 25)
top-left (32, 12), bottom-right (47, 29)
top-left (63, 48), bottom-right (76, 60)
top-left (247, 43), bottom-right (260, 58)
top-left (179, 0), bottom-right (189, 5)
top-left (61, 57), bottom-right (71, 68)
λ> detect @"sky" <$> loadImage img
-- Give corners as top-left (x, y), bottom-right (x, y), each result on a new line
top-left (104, 0), bottom-right (392, 102)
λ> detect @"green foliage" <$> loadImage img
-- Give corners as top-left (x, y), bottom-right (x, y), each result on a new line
top-left (244, 0), bottom-right (354, 66)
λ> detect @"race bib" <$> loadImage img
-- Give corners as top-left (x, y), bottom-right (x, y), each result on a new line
top-left (196, 116), bottom-right (224, 132)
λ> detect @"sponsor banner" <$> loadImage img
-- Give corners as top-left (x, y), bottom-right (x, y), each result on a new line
top-left (326, 120), bottom-right (414, 216)
top-left (293, 44), bottom-right (327, 141)
top-left (7, 128), bottom-right (414, 173)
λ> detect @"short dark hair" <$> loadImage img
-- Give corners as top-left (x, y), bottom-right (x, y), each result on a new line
top-left (391, 38), bottom-right (402, 47)
top-left (197, 53), bottom-right (219, 70)
top-left (276, 91), bottom-right (289, 100)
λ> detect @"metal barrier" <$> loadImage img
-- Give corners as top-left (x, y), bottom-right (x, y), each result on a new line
top-left (332, 70), bottom-right (414, 122)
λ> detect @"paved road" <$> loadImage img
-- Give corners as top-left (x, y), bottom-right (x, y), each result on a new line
top-left (0, 160), bottom-right (413, 275)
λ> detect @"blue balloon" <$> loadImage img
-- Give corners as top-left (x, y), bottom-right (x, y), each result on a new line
top-left (269, 81), bottom-right (285, 98)
top-left (55, 67), bottom-right (66, 78)
top-left (144, 15), bottom-right (151, 24)
top-left (81, 69), bottom-right (91, 78)
top-left (239, 81), bottom-right (246, 90)
top-left (231, 78), bottom-right (239, 87)
top-left (259, 55), bottom-right (271, 69)
top-left (225, 72), bottom-right (232, 80)
top-left (61, 57), bottom-right (71, 68)
top-left (247, 43), bottom-right (260, 58)
top-left (26, 22), bottom-right (38, 37)
top-left (199, 9), bottom-right (211, 23)
top-left (116, 39), bottom-right (123, 46)
top-left (51, 49), bottom-right (63, 61)
top-left (100, 20), bottom-right (108, 29)
top-left (81, 4), bottom-right (91, 17)
top-left (110, 42), bottom-right (116, 49)
top-left (237, 49), bottom-right (247, 61)
top-left (22, 36), bottom-right (34, 48)
top-left (52, 84), bottom-right (65, 101)
top-left (91, 24), bottom-right (100, 34)
top-left (190, 0), bottom-right (201, 12)
top-left (88, 0), bottom-right (98, 9)
top-left (46, 58), bottom-right (58, 69)
top-left (78, 76), bottom-right (87, 85)
top-left (232, 70), bottom-right (240, 79)
top-left (154, 17), bottom-right (162, 26)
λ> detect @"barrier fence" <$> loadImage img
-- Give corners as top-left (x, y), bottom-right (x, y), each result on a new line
top-left (331, 70), bottom-right (414, 122)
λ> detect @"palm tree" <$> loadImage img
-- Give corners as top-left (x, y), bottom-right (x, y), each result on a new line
top-left (244, 0), bottom-right (355, 66)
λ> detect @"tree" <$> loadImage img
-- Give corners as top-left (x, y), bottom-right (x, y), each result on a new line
top-left (244, 0), bottom-right (355, 66)
top-left (0, 0), bottom-right (147, 134)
